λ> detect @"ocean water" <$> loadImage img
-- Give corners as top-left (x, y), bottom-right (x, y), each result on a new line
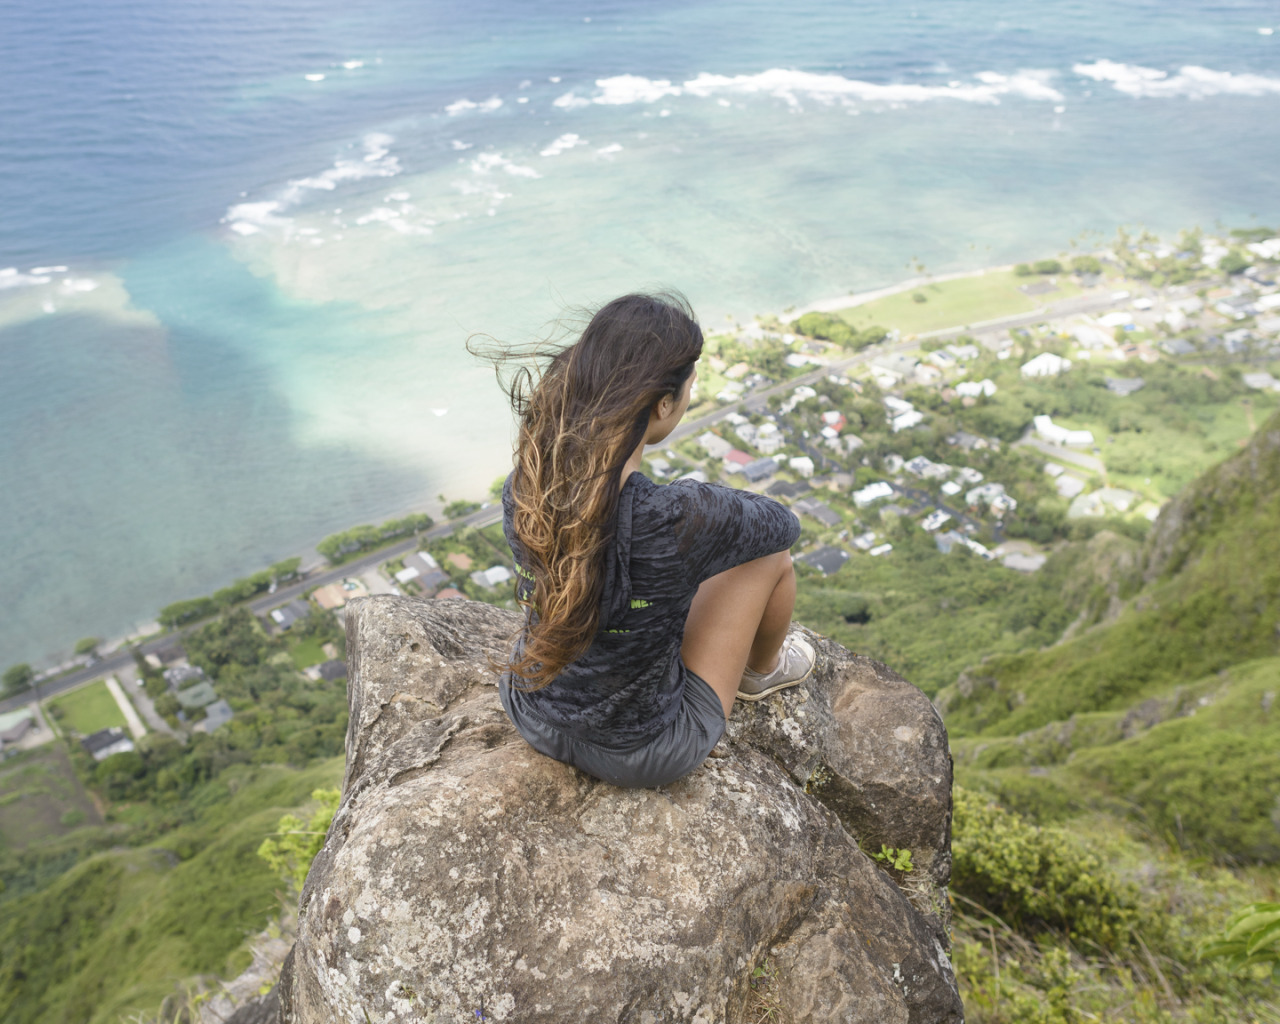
top-left (2, 0), bottom-right (1278, 667)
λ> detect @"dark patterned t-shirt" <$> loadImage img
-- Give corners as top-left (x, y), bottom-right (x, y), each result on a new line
top-left (501, 470), bottom-right (801, 749)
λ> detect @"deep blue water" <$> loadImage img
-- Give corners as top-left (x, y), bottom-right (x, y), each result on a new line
top-left (1, 0), bottom-right (1278, 666)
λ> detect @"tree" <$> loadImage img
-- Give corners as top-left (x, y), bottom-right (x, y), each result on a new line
top-left (3, 663), bottom-right (34, 696)
top-left (74, 637), bottom-right (101, 657)
top-left (1220, 249), bottom-right (1251, 275)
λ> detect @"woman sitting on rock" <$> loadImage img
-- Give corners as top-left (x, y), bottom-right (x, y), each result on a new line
top-left (489, 292), bottom-right (814, 788)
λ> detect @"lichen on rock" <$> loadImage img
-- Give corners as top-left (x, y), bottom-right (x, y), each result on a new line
top-left (277, 596), bottom-right (962, 1024)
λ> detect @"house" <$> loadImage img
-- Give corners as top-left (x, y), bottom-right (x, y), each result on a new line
top-left (946, 430), bottom-right (987, 452)
top-left (925, 349), bottom-right (955, 369)
top-left (940, 481), bottom-right (962, 496)
top-left (1056, 476), bottom-right (1087, 499)
top-left (754, 422), bottom-right (783, 454)
top-left (853, 481), bottom-right (895, 508)
top-left (1043, 463), bottom-right (1065, 478)
top-left (470, 565), bottom-right (513, 590)
top-left (883, 395), bottom-right (914, 416)
top-left (1020, 352), bottom-right (1072, 378)
top-left (872, 353), bottom-right (919, 383)
top-left (935, 530), bottom-right (991, 559)
top-left (852, 531), bottom-right (878, 551)
top-left (920, 509), bottom-right (952, 532)
top-left (318, 659), bottom-right (348, 681)
top-left (445, 552), bottom-right (473, 572)
top-left (194, 699), bottom-right (234, 733)
top-left (794, 498), bottom-right (842, 528)
top-left (841, 434), bottom-right (865, 453)
top-left (1161, 338), bottom-right (1196, 356)
top-left (820, 411), bottom-right (846, 433)
top-left (955, 379), bottom-right (997, 398)
top-left (175, 681), bottom-right (218, 710)
top-left (1033, 415), bottom-right (1094, 447)
top-left (697, 432), bottom-right (733, 458)
top-left (1242, 372), bottom-right (1280, 392)
top-left (891, 410), bottom-right (924, 433)
top-left (269, 599), bottom-right (311, 630)
top-left (723, 449), bottom-right (753, 474)
top-left (0, 708), bottom-right (36, 750)
top-left (905, 456), bottom-right (951, 480)
top-left (677, 470), bottom-right (708, 484)
top-left (732, 422), bottom-right (758, 447)
top-left (646, 457), bottom-right (671, 478)
top-left (164, 664), bottom-right (207, 691)
top-left (779, 385), bottom-right (818, 414)
top-left (966, 482), bottom-right (1018, 514)
top-left (1074, 325), bottom-right (1114, 350)
top-left (1097, 311), bottom-right (1133, 329)
top-left (947, 343), bottom-right (980, 362)
top-left (434, 587), bottom-right (466, 600)
top-left (742, 458), bottom-right (779, 484)
top-left (787, 456), bottom-right (815, 478)
top-left (396, 551), bottom-right (444, 585)
top-left (868, 543), bottom-right (894, 557)
top-left (312, 577), bottom-right (370, 610)
top-left (798, 546), bottom-right (850, 576)
top-left (81, 727), bottom-right (133, 761)
top-left (956, 467), bottom-right (985, 485)
top-left (767, 479), bottom-right (810, 499)
top-left (882, 454), bottom-right (904, 474)
top-left (1105, 376), bottom-right (1145, 396)
top-left (1214, 295), bottom-right (1258, 320)
top-left (1002, 553), bottom-right (1047, 572)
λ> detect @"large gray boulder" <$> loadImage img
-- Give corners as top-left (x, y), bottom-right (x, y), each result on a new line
top-left (278, 597), bottom-right (961, 1024)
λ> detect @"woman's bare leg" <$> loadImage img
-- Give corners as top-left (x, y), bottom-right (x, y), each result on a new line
top-left (680, 550), bottom-right (796, 718)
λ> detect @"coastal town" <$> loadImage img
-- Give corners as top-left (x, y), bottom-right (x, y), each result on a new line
top-left (3, 227), bottom-right (1279, 779)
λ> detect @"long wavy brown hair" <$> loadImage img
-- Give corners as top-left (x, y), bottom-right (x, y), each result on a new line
top-left (473, 292), bottom-right (703, 689)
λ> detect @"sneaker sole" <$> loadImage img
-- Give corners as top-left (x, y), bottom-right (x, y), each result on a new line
top-left (735, 662), bottom-right (814, 702)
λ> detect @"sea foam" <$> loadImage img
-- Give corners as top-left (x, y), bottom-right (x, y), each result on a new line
top-left (223, 134), bottom-right (401, 237)
top-left (549, 68), bottom-right (1063, 111)
top-left (446, 96), bottom-right (504, 116)
top-left (1073, 60), bottom-right (1280, 99)
top-left (539, 133), bottom-right (587, 157)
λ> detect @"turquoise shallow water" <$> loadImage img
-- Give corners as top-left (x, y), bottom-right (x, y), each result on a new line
top-left (2, 0), bottom-right (1279, 666)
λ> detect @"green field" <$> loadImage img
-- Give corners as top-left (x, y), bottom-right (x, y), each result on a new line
top-left (287, 635), bottom-right (328, 670)
top-left (47, 680), bottom-right (127, 736)
top-left (837, 269), bottom-right (1081, 337)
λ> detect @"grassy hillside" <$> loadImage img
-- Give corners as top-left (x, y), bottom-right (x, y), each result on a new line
top-left (0, 758), bottom-right (342, 1024)
top-left (937, 410), bottom-right (1280, 741)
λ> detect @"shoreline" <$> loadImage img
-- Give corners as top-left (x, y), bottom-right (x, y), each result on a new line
top-left (3, 256), bottom-right (1074, 675)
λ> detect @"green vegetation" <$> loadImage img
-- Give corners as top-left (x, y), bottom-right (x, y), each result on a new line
top-left (1015, 259), bottom-right (1064, 276)
top-left (257, 787), bottom-right (340, 892)
top-left (1202, 902), bottom-right (1280, 979)
top-left (158, 557), bottom-right (304, 628)
top-left (443, 499), bottom-right (481, 519)
top-left (0, 758), bottom-right (342, 1024)
top-left (3, 663), bottom-right (34, 697)
top-left (315, 512), bottom-right (432, 565)
top-left (46, 681), bottom-right (127, 736)
top-left (73, 638), bottom-right (101, 656)
top-left (790, 311), bottom-right (888, 350)
top-left (0, 745), bottom-right (99, 854)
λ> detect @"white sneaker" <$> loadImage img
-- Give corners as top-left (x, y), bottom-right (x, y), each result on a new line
top-left (737, 635), bottom-right (815, 702)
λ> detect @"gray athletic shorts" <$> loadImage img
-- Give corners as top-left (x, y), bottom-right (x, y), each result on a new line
top-left (498, 667), bottom-right (727, 789)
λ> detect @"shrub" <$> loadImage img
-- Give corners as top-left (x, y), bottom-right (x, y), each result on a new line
top-left (952, 787), bottom-right (1144, 951)
top-left (257, 788), bottom-right (341, 892)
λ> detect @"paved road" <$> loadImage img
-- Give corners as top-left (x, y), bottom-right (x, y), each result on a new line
top-left (2, 288), bottom-right (1114, 717)
top-left (1015, 436), bottom-right (1107, 473)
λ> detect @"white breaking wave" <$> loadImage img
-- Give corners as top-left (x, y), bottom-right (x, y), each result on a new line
top-left (539, 133), bottom-right (587, 157)
top-left (0, 267), bottom-right (52, 289)
top-left (445, 96), bottom-right (504, 116)
top-left (1073, 60), bottom-right (1280, 99)
top-left (470, 152), bottom-right (540, 178)
top-left (223, 133), bottom-right (401, 237)
top-left (551, 67), bottom-right (1063, 110)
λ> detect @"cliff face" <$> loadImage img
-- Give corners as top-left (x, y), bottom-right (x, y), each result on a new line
top-left (278, 597), bottom-right (960, 1024)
